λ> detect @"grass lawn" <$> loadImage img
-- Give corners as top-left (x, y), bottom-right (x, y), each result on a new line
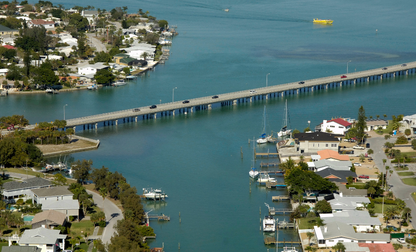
top-left (0, 242), bottom-right (8, 250)
top-left (398, 172), bottom-right (415, 176)
top-left (97, 227), bottom-right (104, 235)
top-left (4, 168), bottom-right (47, 177)
top-left (298, 217), bottom-right (320, 229)
top-left (373, 203), bottom-right (383, 213)
top-left (394, 166), bottom-right (409, 171)
top-left (70, 220), bottom-right (94, 237)
top-left (402, 178), bottom-right (416, 186)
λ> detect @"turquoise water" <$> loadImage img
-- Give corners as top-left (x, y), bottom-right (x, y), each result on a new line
top-left (23, 216), bottom-right (34, 222)
top-left (2, 0), bottom-right (416, 251)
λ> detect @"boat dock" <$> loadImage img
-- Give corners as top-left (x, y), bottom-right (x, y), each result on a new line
top-left (264, 238), bottom-right (301, 245)
top-left (147, 214), bottom-right (170, 221)
top-left (272, 196), bottom-right (290, 201)
top-left (53, 62), bottom-right (416, 132)
top-left (260, 162), bottom-right (280, 167)
top-left (255, 152), bottom-right (279, 158)
top-left (265, 181), bottom-right (287, 188)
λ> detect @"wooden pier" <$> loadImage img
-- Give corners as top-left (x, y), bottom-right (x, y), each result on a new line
top-left (265, 181), bottom-right (287, 188)
top-left (272, 196), bottom-right (290, 201)
top-left (255, 153), bottom-right (279, 158)
top-left (260, 162), bottom-right (280, 167)
top-left (148, 214), bottom-right (170, 221)
top-left (264, 238), bottom-right (301, 245)
top-left (49, 61), bottom-right (416, 132)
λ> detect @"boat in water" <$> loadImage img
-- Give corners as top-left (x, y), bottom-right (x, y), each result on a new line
top-left (113, 79), bottom-right (127, 87)
top-left (257, 173), bottom-right (277, 183)
top-left (313, 18), bottom-right (333, 24)
top-left (283, 247), bottom-right (299, 252)
top-left (278, 100), bottom-right (292, 137)
top-left (87, 84), bottom-right (97, 90)
top-left (249, 144), bottom-right (259, 179)
top-left (263, 216), bottom-right (276, 232)
top-left (143, 188), bottom-right (168, 200)
top-left (257, 106), bottom-right (272, 144)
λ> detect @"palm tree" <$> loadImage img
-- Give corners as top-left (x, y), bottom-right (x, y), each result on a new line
top-left (306, 232), bottom-right (314, 245)
top-left (332, 242), bottom-right (346, 252)
top-left (384, 114), bottom-right (387, 119)
top-left (377, 115), bottom-right (380, 119)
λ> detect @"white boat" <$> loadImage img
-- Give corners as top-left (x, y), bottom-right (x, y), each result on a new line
top-left (263, 216), bottom-right (276, 232)
top-left (283, 247), bottom-right (298, 252)
top-left (45, 88), bottom-right (54, 93)
top-left (113, 79), bottom-right (127, 86)
top-left (249, 142), bottom-right (259, 179)
top-left (143, 188), bottom-right (168, 200)
top-left (278, 100), bottom-right (292, 137)
top-left (87, 84), bottom-right (97, 90)
top-left (257, 106), bottom-right (272, 144)
top-left (224, 8), bottom-right (229, 12)
top-left (257, 173), bottom-right (277, 183)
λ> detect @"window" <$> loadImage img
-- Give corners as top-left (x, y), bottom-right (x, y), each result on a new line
top-left (326, 144), bottom-right (328, 147)
top-left (330, 125), bottom-right (335, 128)
top-left (329, 240), bottom-right (334, 242)
top-left (331, 144), bottom-right (337, 147)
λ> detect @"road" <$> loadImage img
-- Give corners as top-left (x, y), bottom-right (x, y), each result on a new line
top-left (87, 190), bottom-right (123, 244)
top-left (86, 33), bottom-right (107, 52)
top-left (367, 136), bottom-right (416, 219)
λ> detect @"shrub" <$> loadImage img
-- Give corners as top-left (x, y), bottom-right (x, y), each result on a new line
top-left (16, 199), bottom-right (24, 205)
top-left (98, 220), bottom-right (106, 227)
top-left (396, 136), bottom-right (408, 144)
top-left (393, 244), bottom-right (403, 250)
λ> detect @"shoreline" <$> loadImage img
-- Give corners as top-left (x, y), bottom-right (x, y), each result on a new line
top-left (37, 135), bottom-right (100, 157)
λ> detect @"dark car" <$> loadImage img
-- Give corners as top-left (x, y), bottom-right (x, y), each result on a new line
top-left (366, 143), bottom-right (370, 148)
top-left (298, 81), bottom-right (305, 84)
top-left (150, 105), bottom-right (157, 109)
top-left (359, 175), bottom-right (369, 179)
top-left (212, 95), bottom-right (219, 99)
top-left (132, 108), bottom-right (140, 112)
top-left (382, 67), bottom-right (388, 70)
top-left (182, 100), bottom-right (190, 104)
top-left (402, 64), bottom-right (407, 67)
top-left (340, 75), bottom-right (347, 79)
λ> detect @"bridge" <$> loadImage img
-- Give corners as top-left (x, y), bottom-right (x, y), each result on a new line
top-left (64, 62), bottom-right (416, 131)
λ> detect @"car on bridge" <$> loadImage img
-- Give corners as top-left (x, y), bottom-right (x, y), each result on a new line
top-left (150, 105), bottom-right (157, 109)
top-left (212, 95), bottom-right (219, 99)
top-left (132, 108), bottom-right (140, 112)
top-left (382, 67), bottom-right (388, 70)
top-left (340, 75), bottom-right (347, 78)
top-left (298, 81), bottom-right (305, 84)
top-left (182, 100), bottom-right (190, 104)
top-left (402, 64), bottom-right (407, 67)
top-left (249, 90), bottom-right (257, 94)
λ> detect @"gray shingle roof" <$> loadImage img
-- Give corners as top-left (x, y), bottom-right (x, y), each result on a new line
top-left (19, 227), bottom-right (66, 245)
top-left (2, 177), bottom-right (52, 191)
top-left (320, 210), bottom-right (381, 226)
top-left (294, 132), bottom-right (343, 142)
top-left (32, 210), bottom-right (66, 225)
top-left (42, 199), bottom-right (79, 210)
top-left (314, 160), bottom-right (352, 171)
top-left (32, 186), bottom-right (73, 197)
top-left (319, 222), bottom-right (389, 241)
top-left (316, 168), bottom-right (357, 183)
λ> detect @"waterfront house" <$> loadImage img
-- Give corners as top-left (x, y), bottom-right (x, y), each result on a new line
top-left (402, 114), bottom-right (416, 136)
top-left (337, 183), bottom-right (367, 197)
top-left (313, 160), bottom-right (352, 172)
top-left (81, 10), bottom-right (98, 26)
top-left (293, 132), bottom-right (342, 155)
top-left (78, 62), bottom-right (110, 77)
top-left (41, 199), bottom-right (80, 220)
top-left (27, 19), bottom-right (55, 29)
top-left (315, 168), bottom-right (357, 184)
top-left (0, 24), bottom-right (18, 36)
top-left (31, 186), bottom-right (74, 205)
top-left (314, 222), bottom-right (390, 248)
top-left (365, 119), bottom-right (388, 132)
top-left (31, 210), bottom-right (67, 229)
top-left (113, 53), bottom-right (148, 67)
top-left (317, 149), bottom-right (349, 161)
top-left (2, 177), bottom-right (52, 204)
top-left (320, 210), bottom-right (382, 232)
top-left (315, 118), bottom-right (352, 135)
top-left (318, 194), bottom-right (370, 212)
top-left (18, 227), bottom-right (67, 252)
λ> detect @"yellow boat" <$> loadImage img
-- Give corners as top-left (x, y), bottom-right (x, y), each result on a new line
top-left (313, 19), bottom-right (333, 25)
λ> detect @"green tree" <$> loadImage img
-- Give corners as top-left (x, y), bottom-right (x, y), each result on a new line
top-left (315, 200), bottom-right (332, 213)
top-left (405, 129), bottom-right (411, 138)
top-left (99, 187), bottom-right (107, 200)
top-left (347, 176), bottom-right (354, 184)
top-left (53, 173), bottom-right (67, 185)
top-left (158, 20), bottom-right (168, 29)
top-left (332, 241), bottom-right (346, 252)
top-left (306, 231), bottom-right (314, 245)
top-left (33, 62), bottom-right (59, 86)
top-left (71, 159), bottom-right (92, 184)
top-left (412, 139), bottom-right (416, 150)
top-left (356, 106), bottom-right (367, 143)
top-left (94, 68), bottom-right (115, 85)
top-left (367, 149), bottom-right (374, 155)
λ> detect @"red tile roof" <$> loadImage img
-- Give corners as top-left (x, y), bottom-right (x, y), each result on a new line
top-left (327, 118), bottom-right (352, 127)
top-left (2, 45), bottom-right (16, 50)
top-left (358, 243), bottom-right (395, 252)
top-left (317, 149), bottom-right (350, 161)
top-left (30, 19), bottom-right (55, 25)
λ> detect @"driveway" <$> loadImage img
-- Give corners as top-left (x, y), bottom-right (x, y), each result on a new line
top-left (367, 136), bottom-right (416, 222)
top-left (86, 33), bottom-right (107, 52)
top-left (87, 190), bottom-right (123, 244)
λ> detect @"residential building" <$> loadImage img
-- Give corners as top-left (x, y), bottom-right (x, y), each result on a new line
top-left (318, 193), bottom-right (370, 212)
top-left (313, 160), bottom-right (352, 172)
top-left (41, 199), bottom-right (79, 219)
top-left (293, 132), bottom-right (342, 155)
top-left (315, 168), bottom-right (357, 184)
top-left (365, 119), bottom-right (388, 132)
top-left (19, 227), bottom-right (67, 252)
top-left (337, 183), bottom-right (368, 197)
top-left (314, 222), bottom-right (390, 248)
top-left (78, 62), bottom-right (110, 77)
top-left (316, 118), bottom-right (352, 135)
top-left (31, 186), bottom-right (73, 205)
top-left (317, 149), bottom-right (350, 161)
top-left (1, 246), bottom-right (42, 252)
top-left (2, 177), bottom-right (52, 203)
top-left (0, 24), bottom-right (18, 35)
top-left (27, 19), bottom-right (55, 29)
top-left (113, 53), bottom-right (147, 67)
top-left (402, 114), bottom-right (416, 136)
top-left (81, 10), bottom-right (98, 26)
top-left (31, 210), bottom-right (67, 229)
top-left (320, 210), bottom-right (382, 232)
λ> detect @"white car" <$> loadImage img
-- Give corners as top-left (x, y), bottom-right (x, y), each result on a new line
top-left (397, 238), bottom-right (406, 244)
top-left (353, 162), bottom-right (362, 167)
top-left (249, 90), bottom-right (257, 94)
top-left (353, 145), bottom-right (365, 150)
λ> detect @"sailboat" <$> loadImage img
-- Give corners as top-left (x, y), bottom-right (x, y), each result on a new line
top-left (278, 100), bottom-right (292, 137)
top-left (257, 106), bottom-right (272, 144)
top-left (249, 142), bottom-right (259, 179)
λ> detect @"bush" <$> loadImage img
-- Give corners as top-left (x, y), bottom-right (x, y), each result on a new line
top-left (393, 244), bottom-right (403, 250)
top-left (412, 139), bottom-right (416, 150)
top-left (16, 199), bottom-right (24, 205)
top-left (396, 136), bottom-right (408, 144)
top-left (98, 220), bottom-right (106, 227)
top-left (371, 198), bottom-right (397, 205)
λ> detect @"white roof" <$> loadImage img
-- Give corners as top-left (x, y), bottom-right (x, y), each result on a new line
top-left (19, 227), bottom-right (66, 245)
top-left (311, 155), bottom-right (321, 160)
top-left (307, 162), bottom-right (315, 168)
top-left (320, 210), bottom-right (381, 226)
top-left (314, 160), bottom-right (352, 171)
top-left (42, 199), bottom-right (79, 210)
top-left (78, 62), bottom-right (109, 70)
top-left (320, 194), bottom-right (370, 211)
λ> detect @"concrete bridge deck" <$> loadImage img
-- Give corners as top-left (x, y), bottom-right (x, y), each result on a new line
top-left (63, 61), bottom-right (416, 130)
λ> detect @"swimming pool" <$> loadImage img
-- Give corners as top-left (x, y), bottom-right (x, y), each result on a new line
top-left (23, 216), bottom-right (34, 222)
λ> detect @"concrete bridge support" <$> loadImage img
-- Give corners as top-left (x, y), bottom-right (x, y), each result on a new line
top-left (233, 99), bottom-right (237, 105)
top-left (208, 104), bottom-right (212, 110)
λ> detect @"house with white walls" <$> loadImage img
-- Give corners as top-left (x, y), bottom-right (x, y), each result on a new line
top-left (320, 210), bottom-right (382, 232)
top-left (316, 118), bottom-right (352, 135)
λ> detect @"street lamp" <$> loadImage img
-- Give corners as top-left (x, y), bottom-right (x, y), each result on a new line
top-left (347, 60), bottom-right (352, 74)
top-left (63, 104), bottom-right (68, 120)
top-left (266, 73), bottom-right (270, 87)
top-left (172, 87), bottom-right (177, 102)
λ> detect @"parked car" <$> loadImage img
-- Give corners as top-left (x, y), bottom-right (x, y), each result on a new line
top-left (359, 175), bottom-right (369, 179)
top-left (182, 100), bottom-right (190, 104)
top-left (150, 105), bottom-right (157, 109)
top-left (353, 145), bottom-right (365, 150)
top-left (298, 81), bottom-right (305, 84)
top-left (397, 238), bottom-right (406, 244)
top-left (212, 95), bottom-right (219, 99)
top-left (366, 143), bottom-right (370, 148)
top-left (132, 108), bottom-right (140, 112)
top-left (353, 162), bottom-right (362, 167)
top-left (341, 75), bottom-right (347, 78)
